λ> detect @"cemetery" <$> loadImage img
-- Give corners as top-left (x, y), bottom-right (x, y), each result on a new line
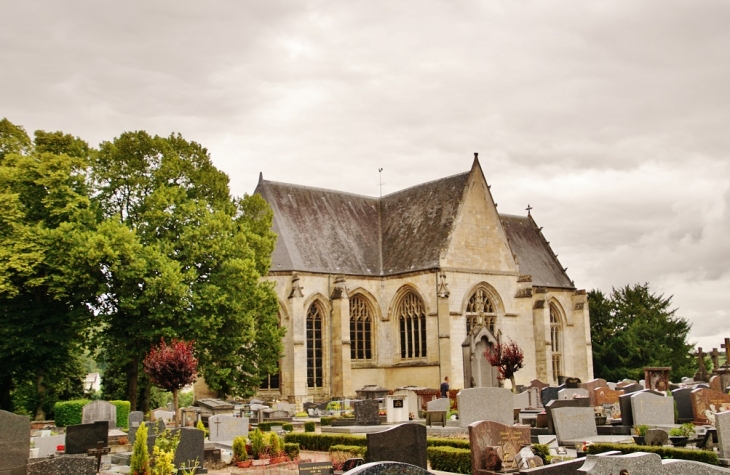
top-left (2, 341), bottom-right (730, 475)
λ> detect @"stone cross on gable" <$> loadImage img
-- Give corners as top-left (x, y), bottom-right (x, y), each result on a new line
top-left (722, 338), bottom-right (730, 368)
top-left (88, 440), bottom-right (110, 474)
top-left (696, 347), bottom-right (707, 371)
top-left (711, 348), bottom-right (721, 370)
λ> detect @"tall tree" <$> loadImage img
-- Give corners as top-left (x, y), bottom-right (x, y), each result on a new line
top-left (0, 123), bottom-right (103, 417)
top-left (589, 283), bottom-right (695, 382)
top-left (90, 131), bottom-right (283, 406)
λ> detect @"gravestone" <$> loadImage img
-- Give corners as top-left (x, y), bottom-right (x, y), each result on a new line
top-left (594, 387), bottom-right (624, 407)
top-left (710, 375), bottom-right (723, 393)
top-left (366, 423), bottom-right (427, 469)
top-left (551, 407), bottom-right (596, 445)
top-left (0, 410), bottom-right (30, 475)
top-left (458, 387), bottom-right (514, 427)
top-left (151, 408), bottom-right (175, 423)
top-left (578, 452), bottom-right (660, 475)
top-left (208, 414), bottom-right (248, 442)
top-left (468, 419), bottom-right (530, 471)
top-left (671, 388), bottom-right (694, 423)
top-left (645, 429), bottom-right (668, 446)
top-left (564, 377), bottom-right (581, 388)
top-left (541, 386), bottom-right (562, 406)
top-left (717, 410), bottom-right (730, 461)
top-left (544, 398), bottom-right (590, 434)
top-left (619, 389), bottom-right (662, 427)
top-left (82, 400), bottom-right (117, 429)
top-left (514, 388), bottom-right (540, 409)
top-left (426, 398), bottom-right (450, 412)
top-left (343, 461), bottom-right (433, 475)
top-left (272, 402), bottom-right (296, 416)
top-left (529, 379), bottom-right (549, 391)
top-left (354, 399), bottom-right (380, 426)
top-left (32, 434), bottom-right (66, 458)
top-left (127, 411), bottom-right (144, 445)
top-left (147, 427), bottom-right (204, 469)
top-left (579, 378), bottom-right (608, 393)
top-left (631, 391), bottom-right (674, 426)
top-left (691, 388), bottom-right (730, 425)
top-left (27, 455), bottom-right (95, 475)
top-left (425, 398), bottom-right (449, 427)
top-left (557, 388), bottom-right (589, 400)
top-left (618, 383), bottom-right (643, 395)
top-left (65, 421), bottom-right (108, 455)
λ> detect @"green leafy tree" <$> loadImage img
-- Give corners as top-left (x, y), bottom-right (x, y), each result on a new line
top-left (589, 283), bottom-right (695, 382)
top-left (0, 123), bottom-right (104, 417)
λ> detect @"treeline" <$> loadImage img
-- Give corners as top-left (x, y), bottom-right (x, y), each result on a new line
top-left (0, 119), bottom-right (284, 419)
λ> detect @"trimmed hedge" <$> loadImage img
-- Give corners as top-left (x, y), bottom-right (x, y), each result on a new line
top-left (329, 444), bottom-right (367, 458)
top-left (304, 422), bottom-right (315, 433)
top-left (53, 399), bottom-right (90, 427)
top-left (426, 446), bottom-right (471, 474)
top-left (282, 423), bottom-right (294, 432)
top-left (110, 400), bottom-right (130, 429)
top-left (320, 416), bottom-right (338, 426)
top-left (284, 442), bottom-right (300, 460)
top-left (587, 443), bottom-right (719, 465)
top-left (427, 437), bottom-right (470, 449)
top-left (258, 421), bottom-right (290, 432)
top-left (285, 433), bottom-right (367, 451)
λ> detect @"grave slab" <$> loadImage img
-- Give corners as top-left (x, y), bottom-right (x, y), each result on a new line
top-left (343, 461), bottom-right (433, 475)
top-left (208, 414), bottom-right (248, 442)
top-left (366, 423), bottom-right (427, 469)
top-left (457, 387), bottom-right (514, 427)
top-left (27, 454), bottom-right (95, 475)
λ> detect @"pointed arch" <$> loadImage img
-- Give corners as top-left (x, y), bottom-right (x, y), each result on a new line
top-left (461, 282), bottom-right (504, 336)
top-left (348, 288), bottom-right (380, 362)
top-left (549, 299), bottom-right (565, 383)
top-left (391, 285), bottom-right (428, 360)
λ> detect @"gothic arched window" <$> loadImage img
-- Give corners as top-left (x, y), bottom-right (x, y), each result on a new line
top-left (350, 295), bottom-right (372, 361)
top-left (466, 288), bottom-right (497, 335)
top-left (397, 291), bottom-right (427, 359)
top-left (550, 304), bottom-right (563, 382)
top-left (306, 303), bottom-right (324, 388)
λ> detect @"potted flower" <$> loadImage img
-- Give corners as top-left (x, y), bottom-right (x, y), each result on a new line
top-left (633, 425), bottom-right (649, 445)
top-left (268, 433), bottom-right (288, 465)
top-left (669, 423), bottom-right (694, 447)
top-left (233, 436), bottom-right (251, 468)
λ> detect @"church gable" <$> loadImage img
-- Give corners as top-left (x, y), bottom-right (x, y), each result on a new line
top-left (440, 160), bottom-right (518, 273)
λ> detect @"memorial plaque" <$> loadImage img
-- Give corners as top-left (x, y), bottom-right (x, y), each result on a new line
top-left (393, 400), bottom-right (404, 408)
top-left (299, 461), bottom-right (334, 475)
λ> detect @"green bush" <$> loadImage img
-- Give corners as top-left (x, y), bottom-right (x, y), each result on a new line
top-left (110, 400), bottom-right (131, 429)
top-left (250, 428), bottom-right (268, 459)
top-left (426, 446), bottom-right (471, 474)
top-left (233, 436), bottom-right (248, 462)
top-left (270, 432), bottom-right (283, 456)
top-left (130, 421), bottom-right (150, 475)
top-left (282, 423), bottom-right (294, 432)
top-left (329, 444), bottom-right (367, 458)
top-left (295, 412), bottom-right (308, 417)
top-left (320, 416), bottom-right (338, 426)
top-left (304, 421), bottom-right (315, 433)
top-left (427, 437), bottom-right (470, 449)
top-left (53, 399), bottom-right (90, 427)
top-left (587, 443), bottom-right (719, 465)
top-left (285, 433), bottom-right (367, 451)
top-left (284, 442), bottom-right (300, 460)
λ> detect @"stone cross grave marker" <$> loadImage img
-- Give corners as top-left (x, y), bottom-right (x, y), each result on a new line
top-left (722, 338), bottom-right (730, 368)
top-left (82, 400), bottom-right (117, 429)
top-left (0, 410), bottom-right (30, 475)
top-left (694, 347), bottom-right (710, 382)
top-left (457, 387), bottom-right (514, 427)
top-left (468, 419), bottom-right (530, 471)
top-left (631, 391), bottom-right (674, 426)
top-left (366, 423), bottom-right (427, 469)
top-left (88, 440), bottom-right (110, 473)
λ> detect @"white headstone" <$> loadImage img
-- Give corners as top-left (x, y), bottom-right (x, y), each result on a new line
top-left (426, 398), bottom-right (450, 412)
top-left (552, 406), bottom-right (597, 445)
top-left (82, 400), bottom-right (117, 429)
top-left (630, 391), bottom-right (674, 426)
top-left (457, 387), bottom-right (513, 427)
top-left (208, 415), bottom-right (249, 442)
top-left (716, 410), bottom-right (730, 460)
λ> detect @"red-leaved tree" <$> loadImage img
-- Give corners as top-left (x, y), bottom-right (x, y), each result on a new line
top-left (143, 338), bottom-right (198, 426)
top-left (485, 338), bottom-right (524, 393)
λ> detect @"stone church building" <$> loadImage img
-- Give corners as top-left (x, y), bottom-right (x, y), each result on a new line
top-left (254, 155), bottom-right (593, 403)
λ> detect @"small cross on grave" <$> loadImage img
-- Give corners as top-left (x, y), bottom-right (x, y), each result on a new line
top-left (711, 348), bottom-right (721, 371)
top-left (88, 440), bottom-right (110, 474)
top-left (722, 338), bottom-right (730, 368)
top-left (214, 417), bottom-right (222, 438)
top-left (694, 347), bottom-right (709, 381)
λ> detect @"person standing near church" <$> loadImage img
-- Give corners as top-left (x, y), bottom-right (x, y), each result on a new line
top-left (440, 376), bottom-right (449, 398)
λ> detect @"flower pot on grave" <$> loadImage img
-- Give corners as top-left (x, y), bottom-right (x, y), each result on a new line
top-left (669, 436), bottom-right (688, 447)
top-left (252, 459), bottom-right (270, 466)
top-left (270, 456), bottom-right (288, 465)
top-left (632, 436), bottom-right (645, 445)
top-left (236, 460), bottom-right (252, 468)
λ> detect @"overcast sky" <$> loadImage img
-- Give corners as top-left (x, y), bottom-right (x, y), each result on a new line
top-left (2, 1), bottom-right (728, 356)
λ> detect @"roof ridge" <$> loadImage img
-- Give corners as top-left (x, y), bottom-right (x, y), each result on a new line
top-left (260, 179), bottom-right (379, 201)
top-left (381, 170), bottom-right (470, 199)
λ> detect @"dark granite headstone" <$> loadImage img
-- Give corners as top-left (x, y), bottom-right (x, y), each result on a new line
top-left (65, 421), bottom-right (108, 455)
top-left (541, 386), bottom-right (563, 406)
top-left (27, 454), bottom-right (95, 475)
top-left (127, 411), bottom-right (144, 445)
top-left (354, 400), bottom-right (380, 426)
top-left (544, 398), bottom-right (590, 434)
top-left (147, 427), bottom-right (204, 469)
top-left (0, 410), bottom-right (30, 475)
top-left (366, 424), bottom-right (427, 469)
top-left (672, 388), bottom-right (694, 423)
top-left (469, 419), bottom-right (530, 470)
top-left (343, 461), bottom-right (433, 475)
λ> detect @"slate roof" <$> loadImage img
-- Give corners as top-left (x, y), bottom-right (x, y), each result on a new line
top-left (255, 165), bottom-right (575, 289)
top-left (500, 214), bottom-right (574, 288)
